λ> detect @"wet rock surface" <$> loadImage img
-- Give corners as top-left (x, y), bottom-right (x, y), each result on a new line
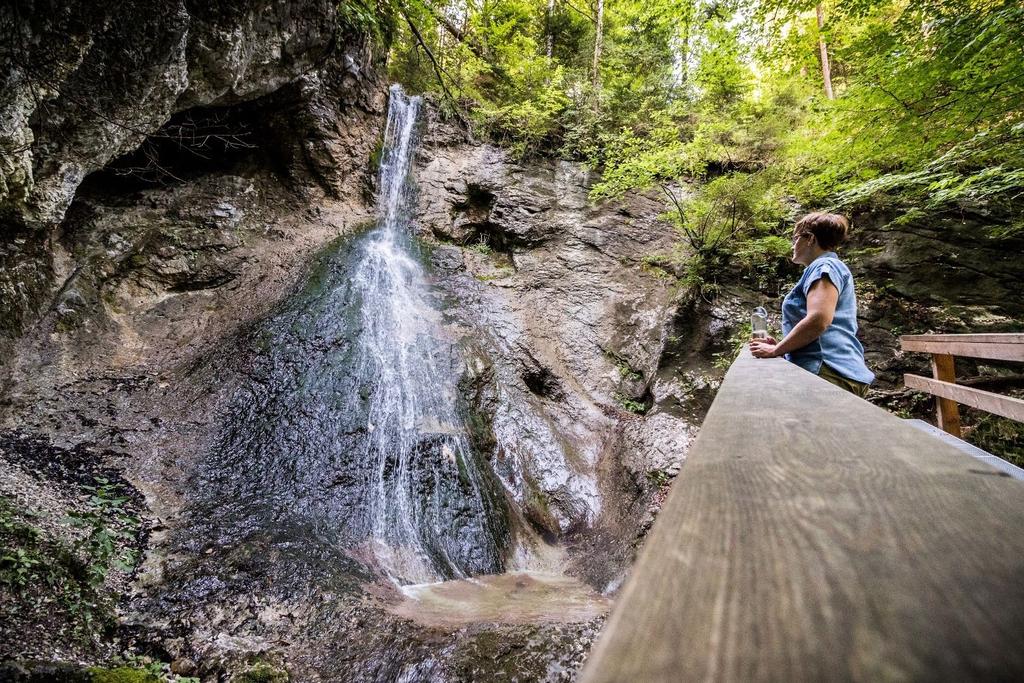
top-left (416, 145), bottom-right (699, 570)
top-left (0, 7), bottom-right (720, 672)
top-left (0, 108), bottom-right (717, 678)
top-left (110, 135), bottom-right (705, 679)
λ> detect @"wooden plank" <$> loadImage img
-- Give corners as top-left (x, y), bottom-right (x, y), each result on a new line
top-left (901, 333), bottom-right (1024, 345)
top-left (930, 354), bottom-right (962, 437)
top-left (906, 374), bottom-right (1024, 424)
top-left (900, 338), bottom-right (1024, 362)
top-left (581, 351), bottom-right (1024, 683)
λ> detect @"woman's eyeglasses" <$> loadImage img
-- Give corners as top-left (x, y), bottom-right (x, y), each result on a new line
top-left (792, 232), bottom-right (814, 243)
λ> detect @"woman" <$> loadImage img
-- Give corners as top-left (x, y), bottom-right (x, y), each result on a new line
top-left (750, 212), bottom-right (874, 397)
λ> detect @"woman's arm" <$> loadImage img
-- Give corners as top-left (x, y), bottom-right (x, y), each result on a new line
top-left (751, 277), bottom-right (838, 358)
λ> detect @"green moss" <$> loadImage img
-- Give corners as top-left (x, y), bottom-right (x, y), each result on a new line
top-left (233, 662), bottom-right (289, 683)
top-left (336, 0), bottom-right (396, 46)
top-left (368, 136), bottom-right (384, 173)
top-left (521, 479), bottom-right (559, 535)
top-left (614, 392), bottom-right (647, 415)
top-left (88, 667), bottom-right (160, 683)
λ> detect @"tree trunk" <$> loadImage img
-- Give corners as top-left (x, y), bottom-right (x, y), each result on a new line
top-left (592, 0), bottom-right (604, 90)
top-left (546, 0), bottom-right (555, 58)
top-left (816, 3), bottom-right (834, 100)
top-left (676, 19), bottom-right (690, 88)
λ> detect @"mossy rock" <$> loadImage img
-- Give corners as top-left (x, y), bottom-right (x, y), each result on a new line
top-left (88, 667), bottom-right (160, 683)
top-left (232, 662), bottom-right (290, 683)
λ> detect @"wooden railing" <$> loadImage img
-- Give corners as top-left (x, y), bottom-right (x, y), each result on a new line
top-left (580, 350), bottom-right (1024, 682)
top-left (901, 333), bottom-right (1024, 437)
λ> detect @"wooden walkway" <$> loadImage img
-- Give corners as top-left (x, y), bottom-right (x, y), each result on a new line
top-left (581, 350), bottom-right (1024, 682)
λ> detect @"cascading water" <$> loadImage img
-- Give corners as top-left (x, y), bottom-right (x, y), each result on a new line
top-left (186, 85), bottom-right (507, 587)
top-left (356, 86), bottom-right (501, 583)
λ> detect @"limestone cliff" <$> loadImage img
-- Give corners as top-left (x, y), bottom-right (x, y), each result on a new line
top-left (0, 0), bottom-right (383, 355)
top-left (0, 4), bottom-right (717, 674)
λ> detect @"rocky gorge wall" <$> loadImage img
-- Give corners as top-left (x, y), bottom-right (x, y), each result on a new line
top-left (0, 0), bottom-right (383, 359)
top-left (0, 112), bottom-right (717, 682)
top-left (4, 2), bottom-right (1020, 679)
top-left (0, 3), bottom-right (732, 678)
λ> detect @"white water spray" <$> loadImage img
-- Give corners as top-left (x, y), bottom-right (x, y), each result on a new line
top-left (354, 85), bottom-right (500, 584)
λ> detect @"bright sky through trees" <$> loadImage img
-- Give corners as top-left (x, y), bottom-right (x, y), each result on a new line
top-left (384, 0), bottom-right (1023, 289)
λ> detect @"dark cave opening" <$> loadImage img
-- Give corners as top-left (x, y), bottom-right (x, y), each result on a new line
top-left (521, 364), bottom-right (565, 401)
top-left (75, 99), bottom-right (281, 197)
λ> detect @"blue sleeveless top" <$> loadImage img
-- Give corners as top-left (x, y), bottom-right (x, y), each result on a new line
top-left (781, 252), bottom-right (874, 384)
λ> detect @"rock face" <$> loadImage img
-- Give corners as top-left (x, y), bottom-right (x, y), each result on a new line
top-left (415, 144), bottom-right (698, 580)
top-left (0, 0), bottom-right (380, 353)
top-left (0, 74), bottom-right (719, 677)
top-left (1, 0), bottom-right (360, 230)
top-left (0, 6), bottom-right (727, 677)
top-left (840, 212), bottom-right (1024, 387)
top-left (111, 134), bottom-right (706, 679)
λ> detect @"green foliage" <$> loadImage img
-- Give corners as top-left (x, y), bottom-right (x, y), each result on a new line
top-left (393, 0), bottom-right (1024, 298)
top-left (615, 360), bottom-right (643, 383)
top-left (614, 392), bottom-right (647, 414)
top-left (88, 667), bottom-right (160, 683)
top-left (65, 477), bottom-right (141, 589)
top-left (337, 0), bottom-right (397, 47)
top-left (1, 546), bottom-right (39, 587)
top-left (233, 662), bottom-right (290, 683)
top-left (474, 72), bottom-right (570, 157)
top-left (733, 235), bottom-right (793, 289)
top-left (0, 478), bottom-right (142, 645)
top-left (671, 171), bottom-right (788, 257)
top-left (832, 124), bottom-right (1024, 236)
top-left (466, 237), bottom-right (493, 255)
top-left (770, 0), bottom-right (1024, 207)
top-left (604, 348), bottom-right (644, 382)
top-left (0, 499), bottom-right (44, 589)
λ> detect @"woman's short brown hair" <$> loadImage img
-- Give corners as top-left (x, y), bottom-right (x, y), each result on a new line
top-left (795, 212), bottom-right (849, 251)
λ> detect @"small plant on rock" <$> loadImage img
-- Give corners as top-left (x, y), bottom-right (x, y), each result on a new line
top-left (614, 393), bottom-right (647, 415)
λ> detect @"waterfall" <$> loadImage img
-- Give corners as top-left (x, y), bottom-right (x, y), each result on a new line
top-left (352, 85), bottom-right (502, 584)
top-left (190, 85), bottom-right (505, 589)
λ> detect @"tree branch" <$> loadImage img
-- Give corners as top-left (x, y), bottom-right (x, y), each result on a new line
top-left (399, 7), bottom-right (470, 127)
top-left (415, 0), bottom-right (489, 60)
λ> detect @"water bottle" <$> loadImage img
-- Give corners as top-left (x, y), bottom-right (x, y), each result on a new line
top-left (751, 306), bottom-right (768, 340)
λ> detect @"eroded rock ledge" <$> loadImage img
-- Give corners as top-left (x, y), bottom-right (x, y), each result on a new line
top-left (0, 0), bottom-right (383, 353)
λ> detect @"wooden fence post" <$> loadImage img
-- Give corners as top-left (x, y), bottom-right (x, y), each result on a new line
top-left (931, 353), bottom-right (961, 437)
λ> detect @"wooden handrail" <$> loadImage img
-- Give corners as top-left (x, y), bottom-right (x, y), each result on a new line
top-left (905, 375), bottom-right (1024, 423)
top-left (580, 350), bottom-right (1024, 682)
top-left (900, 333), bottom-right (1024, 437)
top-left (900, 332), bottom-right (1024, 346)
top-left (901, 334), bottom-right (1024, 364)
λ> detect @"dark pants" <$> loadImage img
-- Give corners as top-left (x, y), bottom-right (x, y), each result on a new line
top-left (818, 363), bottom-right (870, 398)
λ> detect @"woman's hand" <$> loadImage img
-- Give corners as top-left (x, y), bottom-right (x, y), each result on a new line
top-left (750, 340), bottom-right (780, 358)
top-left (750, 335), bottom-right (778, 345)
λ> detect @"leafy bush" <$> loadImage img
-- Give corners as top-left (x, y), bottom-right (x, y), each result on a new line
top-left (65, 477), bottom-right (141, 589)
